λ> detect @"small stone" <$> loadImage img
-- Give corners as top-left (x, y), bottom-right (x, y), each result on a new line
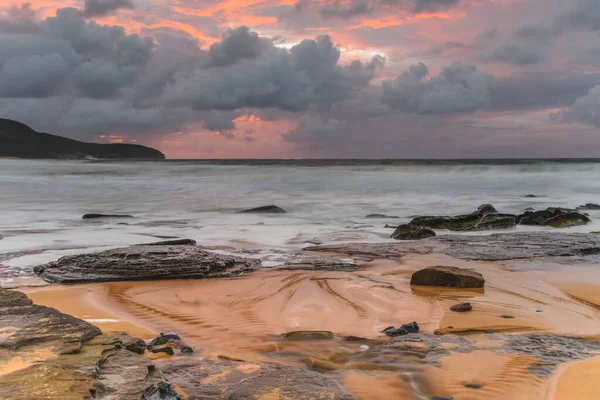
top-left (411, 266), bottom-right (485, 288)
top-left (148, 332), bottom-right (182, 348)
top-left (359, 345), bottom-right (370, 351)
top-left (524, 194), bottom-right (538, 198)
top-left (401, 321), bottom-right (419, 333)
top-left (536, 307), bottom-right (544, 313)
top-left (500, 315), bottom-right (515, 319)
top-left (450, 302), bottom-right (472, 312)
top-left (382, 321), bottom-right (419, 337)
top-left (465, 383), bottom-right (482, 389)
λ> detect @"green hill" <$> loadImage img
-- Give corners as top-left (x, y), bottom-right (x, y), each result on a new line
top-left (0, 119), bottom-right (165, 160)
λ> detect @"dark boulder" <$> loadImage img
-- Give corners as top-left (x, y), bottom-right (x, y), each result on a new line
top-left (151, 347), bottom-right (175, 356)
top-left (381, 322), bottom-right (419, 337)
top-left (237, 205), bottom-right (287, 214)
top-left (365, 214), bottom-right (399, 219)
top-left (147, 332), bottom-right (194, 354)
top-left (450, 303), bottom-right (472, 312)
top-left (33, 245), bottom-right (260, 284)
top-left (578, 203), bottom-right (600, 210)
top-left (545, 212), bottom-right (591, 228)
top-left (472, 204), bottom-right (498, 216)
top-left (82, 213), bottom-right (133, 219)
top-left (391, 224), bottom-right (436, 240)
top-left (142, 239), bottom-right (197, 246)
top-left (148, 332), bottom-right (182, 347)
top-left (411, 266), bottom-right (485, 288)
top-left (524, 194), bottom-right (538, 198)
top-left (518, 207), bottom-right (591, 227)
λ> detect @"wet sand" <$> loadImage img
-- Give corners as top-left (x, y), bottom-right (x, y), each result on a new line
top-left (23, 253), bottom-right (600, 400)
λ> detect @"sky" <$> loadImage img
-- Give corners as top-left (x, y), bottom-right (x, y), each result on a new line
top-left (1, 0), bottom-right (600, 158)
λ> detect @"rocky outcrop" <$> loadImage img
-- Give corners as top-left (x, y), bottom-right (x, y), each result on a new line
top-left (410, 213), bottom-right (517, 231)
top-left (159, 359), bottom-right (356, 400)
top-left (237, 205), bottom-right (287, 214)
top-left (410, 266), bottom-right (485, 288)
top-left (578, 203), bottom-right (600, 210)
top-left (0, 289), bottom-right (179, 400)
top-left (391, 224), bottom-right (436, 240)
top-left (472, 204), bottom-right (498, 215)
top-left (381, 322), bottom-right (419, 337)
top-left (82, 213), bottom-right (134, 219)
top-left (517, 207), bottom-right (590, 227)
top-left (141, 239), bottom-right (197, 246)
top-left (33, 245), bottom-right (260, 284)
top-left (365, 214), bottom-right (399, 219)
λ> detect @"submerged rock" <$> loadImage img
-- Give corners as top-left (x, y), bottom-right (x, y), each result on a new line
top-left (365, 214), bottom-right (399, 219)
top-left (545, 212), bottom-right (591, 228)
top-left (82, 213), bottom-right (133, 219)
top-left (391, 224), bottom-right (436, 240)
top-left (142, 239), bottom-right (197, 246)
top-left (147, 333), bottom-right (194, 354)
top-left (33, 245), bottom-right (260, 284)
top-left (282, 331), bottom-right (335, 340)
top-left (159, 359), bottom-right (356, 400)
top-left (237, 205), bottom-right (287, 214)
top-left (577, 203), bottom-right (600, 210)
top-left (450, 302), bottom-right (472, 312)
top-left (517, 207), bottom-right (590, 227)
top-left (472, 204), bottom-right (498, 216)
top-left (411, 266), bottom-right (485, 288)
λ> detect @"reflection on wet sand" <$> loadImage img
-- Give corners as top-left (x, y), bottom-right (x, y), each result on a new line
top-left (26, 254), bottom-right (600, 399)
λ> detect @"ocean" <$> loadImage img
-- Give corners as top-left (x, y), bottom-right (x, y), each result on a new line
top-left (2, 158), bottom-right (600, 285)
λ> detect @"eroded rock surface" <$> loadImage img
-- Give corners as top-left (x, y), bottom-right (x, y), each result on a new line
top-left (34, 245), bottom-right (260, 283)
top-left (237, 205), bottom-right (287, 214)
top-left (391, 224), bottom-right (436, 240)
top-left (411, 266), bottom-right (485, 288)
top-left (159, 359), bottom-right (356, 400)
top-left (410, 213), bottom-right (517, 232)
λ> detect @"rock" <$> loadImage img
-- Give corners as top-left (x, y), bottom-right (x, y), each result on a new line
top-left (148, 333), bottom-right (182, 347)
top-left (282, 331), bottom-right (335, 340)
top-left (278, 254), bottom-right (357, 271)
top-left (410, 213), bottom-right (516, 232)
top-left (578, 203), bottom-right (600, 210)
top-left (151, 347), bottom-right (175, 356)
top-left (517, 207), bottom-right (590, 227)
top-left (306, 232), bottom-right (600, 262)
top-left (142, 239), bottom-right (197, 246)
top-left (411, 266), bottom-right (485, 288)
top-left (33, 245), bottom-right (260, 284)
top-left (501, 315), bottom-right (515, 319)
top-left (465, 383), bottom-right (482, 389)
top-left (142, 382), bottom-right (181, 400)
top-left (0, 289), bottom-right (101, 352)
top-left (237, 205), bottom-right (287, 214)
top-left (82, 213), bottom-right (133, 219)
top-left (382, 322), bottom-right (419, 337)
top-left (524, 194), bottom-right (538, 198)
top-left (545, 212), bottom-right (591, 228)
top-left (391, 224), bottom-right (436, 240)
top-left (431, 397), bottom-right (454, 400)
top-left (472, 204), bottom-right (498, 216)
top-left (159, 359), bottom-right (356, 400)
top-left (365, 214), bottom-right (399, 219)
top-left (450, 302), bottom-right (472, 312)
top-left (384, 224), bottom-right (397, 229)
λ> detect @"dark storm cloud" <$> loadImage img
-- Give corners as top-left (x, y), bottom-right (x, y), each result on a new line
top-left (413, 0), bottom-right (460, 13)
top-left (206, 26), bottom-right (272, 67)
top-left (82, 0), bottom-right (135, 17)
top-left (479, 44), bottom-right (545, 66)
top-left (0, 3), bottom-right (41, 34)
top-left (321, 0), bottom-right (374, 19)
top-left (167, 35), bottom-right (383, 112)
top-left (382, 62), bottom-right (491, 114)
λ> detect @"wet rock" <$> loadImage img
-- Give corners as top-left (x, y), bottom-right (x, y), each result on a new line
top-left (365, 214), bottom-right (399, 219)
top-left (0, 289), bottom-right (101, 352)
top-left (501, 315), bottom-right (515, 319)
top-left (151, 347), bottom-right (175, 356)
top-left (524, 194), bottom-right (538, 198)
top-left (578, 203), bottom-right (600, 210)
top-left (142, 239), bottom-right (197, 246)
top-left (148, 332), bottom-right (182, 347)
top-left (384, 224), bottom-right (397, 229)
top-left (33, 245), bottom-right (260, 284)
top-left (391, 224), bottom-right (436, 240)
top-left (473, 204), bottom-right (498, 216)
top-left (282, 331), bottom-right (335, 340)
top-left (450, 302), bottom-right (472, 312)
top-left (410, 213), bottom-right (516, 232)
top-left (279, 254), bottom-right (357, 271)
top-left (431, 397), bottom-right (454, 400)
top-left (237, 205), bottom-right (287, 214)
top-left (465, 383), bottom-right (482, 389)
top-left (159, 359), bottom-right (356, 400)
top-left (82, 213), bottom-right (133, 219)
top-left (411, 266), bottom-right (485, 288)
top-left (382, 322), bottom-right (419, 337)
top-left (545, 212), bottom-right (590, 228)
top-left (142, 382), bottom-right (181, 400)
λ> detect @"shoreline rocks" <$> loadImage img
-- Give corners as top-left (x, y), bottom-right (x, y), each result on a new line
top-left (237, 205), bottom-right (287, 214)
top-left (381, 322), bottom-right (420, 337)
top-left (33, 245), bottom-right (260, 284)
top-left (391, 224), bottom-right (436, 240)
top-left (450, 303), bottom-right (473, 312)
top-left (411, 266), bottom-right (485, 288)
top-left (82, 213), bottom-right (133, 219)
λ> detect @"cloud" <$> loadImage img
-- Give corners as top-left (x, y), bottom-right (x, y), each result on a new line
top-left (321, 0), bottom-right (374, 19)
top-left (206, 26), bottom-right (272, 67)
top-left (479, 43), bottom-right (545, 66)
top-left (291, 0), bottom-right (463, 19)
top-left (382, 61), bottom-right (491, 114)
top-left (413, 0), bottom-right (460, 13)
top-left (551, 85), bottom-right (600, 127)
top-left (82, 0), bottom-right (135, 17)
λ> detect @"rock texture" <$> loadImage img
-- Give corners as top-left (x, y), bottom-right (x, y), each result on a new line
top-left (237, 205), bottom-right (287, 214)
top-left (450, 303), bottom-right (473, 312)
top-left (410, 213), bottom-right (517, 232)
top-left (410, 266), bottom-right (485, 288)
top-left (365, 214), bottom-right (399, 219)
top-left (391, 224), bottom-right (436, 240)
top-left (34, 245), bottom-right (260, 284)
top-left (159, 359), bottom-right (356, 400)
top-left (517, 207), bottom-right (590, 227)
